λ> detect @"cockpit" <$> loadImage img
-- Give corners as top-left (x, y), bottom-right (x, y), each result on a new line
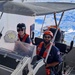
top-left (0, 30), bottom-right (36, 75)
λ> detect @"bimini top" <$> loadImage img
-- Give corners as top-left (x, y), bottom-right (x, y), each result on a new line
top-left (0, 2), bottom-right (75, 16)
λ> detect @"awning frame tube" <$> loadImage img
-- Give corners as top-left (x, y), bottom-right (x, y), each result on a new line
top-left (45, 12), bottom-right (64, 63)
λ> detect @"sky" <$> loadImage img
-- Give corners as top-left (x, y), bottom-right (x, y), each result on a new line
top-left (28, 0), bottom-right (75, 46)
top-left (0, 0), bottom-right (75, 46)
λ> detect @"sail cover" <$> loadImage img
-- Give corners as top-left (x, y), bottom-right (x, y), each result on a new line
top-left (0, 2), bottom-right (75, 16)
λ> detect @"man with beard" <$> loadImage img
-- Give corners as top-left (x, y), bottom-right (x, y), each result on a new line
top-left (36, 31), bottom-right (62, 75)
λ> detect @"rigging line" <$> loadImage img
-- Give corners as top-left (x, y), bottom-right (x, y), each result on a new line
top-left (0, 12), bottom-right (3, 19)
top-left (54, 13), bottom-right (57, 27)
top-left (40, 15), bottom-right (46, 37)
top-left (0, 27), bottom-right (4, 33)
top-left (53, 12), bottom-right (64, 42)
top-left (58, 12), bottom-right (64, 26)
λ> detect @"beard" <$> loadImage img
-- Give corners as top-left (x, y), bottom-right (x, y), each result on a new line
top-left (43, 39), bottom-right (50, 45)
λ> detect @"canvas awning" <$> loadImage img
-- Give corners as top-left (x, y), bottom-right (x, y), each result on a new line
top-left (0, 2), bottom-right (75, 16)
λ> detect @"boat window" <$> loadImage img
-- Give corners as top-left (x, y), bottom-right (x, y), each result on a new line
top-left (0, 36), bottom-right (36, 59)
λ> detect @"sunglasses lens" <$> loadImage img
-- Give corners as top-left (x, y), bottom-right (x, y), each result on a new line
top-left (21, 29), bottom-right (23, 31)
top-left (44, 36), bottom-right (51, 38)
top-left (17, 29), bottom-right (23, 32)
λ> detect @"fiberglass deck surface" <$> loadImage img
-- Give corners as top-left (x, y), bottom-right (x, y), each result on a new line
top-left (69, 67), bottom-right (75, 75)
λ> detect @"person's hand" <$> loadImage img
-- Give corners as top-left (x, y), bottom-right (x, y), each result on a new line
top-left (0, 33), bottom-right (2, 38)
top-left (46, 64), bottom-right (50, 68)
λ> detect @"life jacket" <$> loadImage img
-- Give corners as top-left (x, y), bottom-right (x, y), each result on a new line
top-left (37, 42), bottom-right (51, 58)
top-left (18, 34), bottom-right (29, 42)
top-left (46, 68), bottom-right (51, 75)
top-left (37, 42), bottom-right (52, 75)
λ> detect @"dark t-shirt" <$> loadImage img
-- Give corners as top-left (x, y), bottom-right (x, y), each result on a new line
top-left (20, 36), bottom-right (31, 44)
top-left (39, 44), bottom-right (62, 64)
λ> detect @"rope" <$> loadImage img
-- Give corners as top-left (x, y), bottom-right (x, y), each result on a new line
top-left (40, 15), bottom-right (46, 37)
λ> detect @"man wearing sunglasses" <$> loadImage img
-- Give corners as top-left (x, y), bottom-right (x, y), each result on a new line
top-left (17, 23), bottom-right (31, 44)
top-left (36, 31), bottom-right (62, 75)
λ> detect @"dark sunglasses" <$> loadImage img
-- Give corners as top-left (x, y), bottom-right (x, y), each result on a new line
top-left (44, 36), bottom-right (51, 38)
top-left (17, 29), bottom-right (24, 32)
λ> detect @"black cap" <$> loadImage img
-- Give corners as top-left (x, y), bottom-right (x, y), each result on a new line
top-left (17, 23), bottom-right (26, 29)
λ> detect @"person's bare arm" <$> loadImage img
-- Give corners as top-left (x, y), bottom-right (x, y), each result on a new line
top-left (46, 62), bottom-right (59, 68)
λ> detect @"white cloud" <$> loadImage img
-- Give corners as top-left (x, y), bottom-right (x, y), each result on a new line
top-left (65, 29), bottom-right (75, 34)
top-left (36, 16), bottom-right (45, 20)
top-left (35, 23), bottom-right (42, 30)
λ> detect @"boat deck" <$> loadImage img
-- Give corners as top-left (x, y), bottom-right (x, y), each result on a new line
top-left (69, 67), bottom-right (75, 75)
top-left (63, 66), bottom-right (75, 75)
